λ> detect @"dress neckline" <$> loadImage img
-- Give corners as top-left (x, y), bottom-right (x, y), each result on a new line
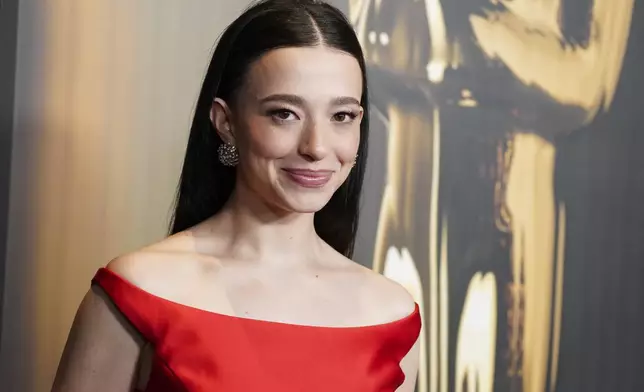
top-left (96, 267), bottom-right (420, 331)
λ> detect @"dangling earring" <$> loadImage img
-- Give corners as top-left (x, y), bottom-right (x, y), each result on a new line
top-left (352, 154), bottom-right (358, 168)
top-left (218, 142), bottom-right (239, 167)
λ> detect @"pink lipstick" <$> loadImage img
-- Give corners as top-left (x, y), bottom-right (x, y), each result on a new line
top-left (282, 169), bottom-right (333, 188)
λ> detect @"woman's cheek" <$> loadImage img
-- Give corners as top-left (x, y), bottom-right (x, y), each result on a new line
top-left (337, 133), bottom-right (360, 164)
top-left (246, 126), bottom-right (297, 159)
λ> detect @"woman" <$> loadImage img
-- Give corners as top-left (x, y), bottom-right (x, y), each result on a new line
top-left (51, 0), bottom-right (421, 391)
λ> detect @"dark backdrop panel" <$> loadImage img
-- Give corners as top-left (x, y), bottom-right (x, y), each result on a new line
top-left (341, 0), bottom-right (644, 391)
top-left (0, 0), bottom-right (20, 345)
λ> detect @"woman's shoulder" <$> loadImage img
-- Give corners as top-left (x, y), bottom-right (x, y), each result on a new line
top-left (105, 232), bottom-right (221, 298)
top-left (357, 263), bottom-right (418, 323)
top-left (331, 253), bottom-right (417, 325)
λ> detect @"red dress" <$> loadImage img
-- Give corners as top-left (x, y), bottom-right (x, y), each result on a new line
top-left (93, 267), bottom-right (421, 391)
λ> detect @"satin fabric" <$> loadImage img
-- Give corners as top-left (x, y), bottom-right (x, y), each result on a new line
top-left (93, 267), bottom-right (421, 391)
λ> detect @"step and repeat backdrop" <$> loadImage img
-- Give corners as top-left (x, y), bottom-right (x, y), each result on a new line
top-left (344, 0), bottom-right (644, 391)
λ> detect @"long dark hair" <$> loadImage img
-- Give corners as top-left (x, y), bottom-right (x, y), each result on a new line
top-left (169, 0), bottom-right (370, 258)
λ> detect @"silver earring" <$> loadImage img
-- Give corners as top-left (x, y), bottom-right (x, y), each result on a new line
top-left (352, 155), bottom-right (358, 168)
top-left (218, 142), bottom-right (239, 167)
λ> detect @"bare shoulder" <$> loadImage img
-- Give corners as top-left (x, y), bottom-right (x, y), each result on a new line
top-left (358, 263), bottom-right (417, 321)
top-left (105, 232), bottom-right (218, 296)
top-left (333, 253), bottom-right (417, 324)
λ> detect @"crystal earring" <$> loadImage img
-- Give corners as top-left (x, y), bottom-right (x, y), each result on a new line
top-left (218, 142), bottom-right (239, 167)
top-left (352, 154), bottom-right (358, 168)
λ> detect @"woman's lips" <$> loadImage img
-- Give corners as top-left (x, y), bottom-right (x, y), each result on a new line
top-left (282, 169), bottom-right (333, 188)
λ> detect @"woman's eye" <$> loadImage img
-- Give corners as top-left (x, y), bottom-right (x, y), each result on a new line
top-left (333, 112), bottom-right (357, 123)
top-left (270, 109), bottom-right (297, 122)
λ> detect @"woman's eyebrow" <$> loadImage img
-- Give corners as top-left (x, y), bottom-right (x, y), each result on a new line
top-left (258, 94), bottom-right (360, 106)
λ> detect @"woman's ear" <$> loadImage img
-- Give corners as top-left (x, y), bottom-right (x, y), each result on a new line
top-left (210, 98), bottom-right (235, 144)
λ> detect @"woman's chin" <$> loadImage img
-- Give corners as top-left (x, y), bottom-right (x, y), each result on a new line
top-left (279, 192), bottom-right (335, 214)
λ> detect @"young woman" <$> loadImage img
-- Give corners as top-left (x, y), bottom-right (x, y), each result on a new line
top-left (52, 1), bottom-right (421, 390)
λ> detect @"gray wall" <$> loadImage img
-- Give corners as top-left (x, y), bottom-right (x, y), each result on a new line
top-left (0, 0), bottom-right (20, 347)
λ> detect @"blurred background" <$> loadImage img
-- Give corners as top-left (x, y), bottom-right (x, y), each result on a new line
top-left (0, 0), bottom-right (642, 391)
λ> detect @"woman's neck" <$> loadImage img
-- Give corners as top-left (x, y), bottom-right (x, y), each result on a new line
top-left (203, 185), bottom-right (324, 266)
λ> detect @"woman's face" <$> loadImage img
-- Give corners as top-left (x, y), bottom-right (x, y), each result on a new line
top-left (213, 46), bottom-right (364, 214)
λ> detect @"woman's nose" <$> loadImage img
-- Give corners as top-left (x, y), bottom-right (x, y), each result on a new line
top-left (298, 121), bottom-right (329, 161)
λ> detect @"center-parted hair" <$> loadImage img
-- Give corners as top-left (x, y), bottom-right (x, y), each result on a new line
top-left (169, 0), bottom-right (370, 258)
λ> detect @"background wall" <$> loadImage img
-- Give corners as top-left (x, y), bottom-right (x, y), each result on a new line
top-left (0, 0), bottom-right (20, 346)
top-left (0, 1), bottom-right (253, 390)
top-left (350, 1), bottom-right (644, 392)
top-left (1, 1), bottom-right (643, 391)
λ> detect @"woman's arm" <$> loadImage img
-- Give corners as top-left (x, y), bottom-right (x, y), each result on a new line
top-left (51, 285), bottom-right (144, 391)
top-left (397, 337), bottom-right (421, 392)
